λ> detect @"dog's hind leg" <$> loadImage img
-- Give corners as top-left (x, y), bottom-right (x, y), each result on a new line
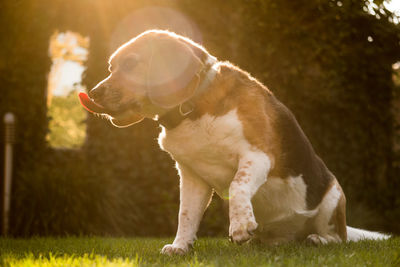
top-left (307, 180), bottom-right (347, 245)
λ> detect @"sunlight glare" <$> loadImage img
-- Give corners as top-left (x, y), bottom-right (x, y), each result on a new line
top-left (367, 0), bottom-right (400, 23)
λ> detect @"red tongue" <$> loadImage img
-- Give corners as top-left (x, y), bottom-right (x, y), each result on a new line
top-left (78, 92), bottom-right (108, 114)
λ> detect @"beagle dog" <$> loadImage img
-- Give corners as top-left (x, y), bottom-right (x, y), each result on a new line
top-left (79, 30), bottom-right (389, 255)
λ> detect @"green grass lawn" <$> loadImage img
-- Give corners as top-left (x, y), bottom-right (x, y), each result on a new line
top-left (1, 237), bottom-right (399, 267)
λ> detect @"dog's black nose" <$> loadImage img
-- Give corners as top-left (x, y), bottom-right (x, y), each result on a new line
top-left (89, 85), bottom-right (105, 102)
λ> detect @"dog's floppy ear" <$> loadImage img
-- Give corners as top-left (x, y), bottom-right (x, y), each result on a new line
top-left (146, 37), bottom-right (205, 109)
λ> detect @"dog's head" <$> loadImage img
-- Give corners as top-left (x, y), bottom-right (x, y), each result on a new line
top-left (80, 30), bottom-right (211, 127)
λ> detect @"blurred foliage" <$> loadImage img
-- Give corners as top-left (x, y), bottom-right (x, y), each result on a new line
top-left (47, 91), bottom-right (86, 148)
top-left (0, 0), bottom-right (400, 237)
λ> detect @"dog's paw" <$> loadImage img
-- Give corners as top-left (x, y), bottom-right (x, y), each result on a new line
top-left (229, 218), bottom-right (258, 244)
top-left (306, 234), bottom-right (328, 245)
top-left (161, 244), bottom-right (189, 255)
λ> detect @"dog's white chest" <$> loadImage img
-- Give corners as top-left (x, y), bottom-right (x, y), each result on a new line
top-left (159, 110), bottom-right (246, 193)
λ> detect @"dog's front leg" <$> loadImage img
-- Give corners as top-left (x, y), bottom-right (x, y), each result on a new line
top-left (161, 163), bottom-right (213, 255)
top-left (229, 151), bottom-right (271, 243)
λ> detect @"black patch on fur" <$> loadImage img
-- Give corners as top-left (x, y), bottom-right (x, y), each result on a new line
top-left (268, 97), bottom-right (333, 209)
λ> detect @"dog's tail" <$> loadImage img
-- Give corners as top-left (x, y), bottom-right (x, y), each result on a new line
top-left (346, 226), bottom-right (390, 241)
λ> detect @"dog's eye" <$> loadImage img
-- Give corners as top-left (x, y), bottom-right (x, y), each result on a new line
top-left (120, 56), bottom-right (138, 72)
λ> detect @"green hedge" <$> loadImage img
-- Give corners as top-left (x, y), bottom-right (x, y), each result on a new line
top-left (1, 0), bottom-right (399, 236)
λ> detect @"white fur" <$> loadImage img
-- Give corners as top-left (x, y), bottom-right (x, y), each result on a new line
top-left (347, 226), bottom-right (390, 241)
top-left (252, 175), bottom-right (317, 243)
top-left (159, 109), bottom-right (265, 196)
top-left (228, 150), bottom-right (271, 242)
top-left (162, 163), bottom-right (213, 255)
top-left (312, 184), bottom-right (342, 242)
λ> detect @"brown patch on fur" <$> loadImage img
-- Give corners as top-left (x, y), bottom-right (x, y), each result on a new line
top-left (181, 210), bottom-right (188, 217)
top-left (236, 171), bottom-right (247, 178)
top-left (190, 62), bottom-right (278, 166)
top-left (329, 180), bottom-right (347, 241)
top-left (321, 179), bottom-right (347, 241)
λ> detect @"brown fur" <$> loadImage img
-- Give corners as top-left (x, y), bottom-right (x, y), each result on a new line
top-left (188, 63), bottom-right (280, 171)
top-left (329, 180), bottom-right (347, 241)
